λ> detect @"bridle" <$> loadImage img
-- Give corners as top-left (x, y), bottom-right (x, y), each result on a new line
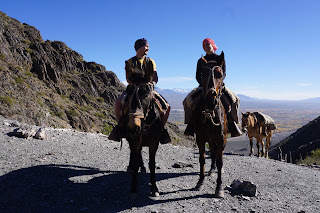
top-left (201, 59), bottom-right (223, 126)
top-left (128, 82), bottom-right (159, 135)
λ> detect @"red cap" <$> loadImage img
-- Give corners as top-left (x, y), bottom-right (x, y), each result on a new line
top-left (203, 38), bottom-right (218, 52)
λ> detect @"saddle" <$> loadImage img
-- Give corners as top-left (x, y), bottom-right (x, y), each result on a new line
top-left (121, 85), bottom-right (168, 122)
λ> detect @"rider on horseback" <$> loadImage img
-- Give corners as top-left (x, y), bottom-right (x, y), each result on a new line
top-left (183, 38), bottom-right (242, 137)
top-left (109, 38), bottom-right (171, 143)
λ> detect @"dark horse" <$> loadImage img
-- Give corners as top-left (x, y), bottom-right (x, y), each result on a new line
top-left (124, 82), bottom-right (164, 199)
top-left (190, 53), bottom-right (228, 198)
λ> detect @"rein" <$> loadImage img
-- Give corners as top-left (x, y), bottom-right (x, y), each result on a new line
top-left (130, 82), bottom-right (158, 135)
top-left (201, 63), bottom-right (223, 126)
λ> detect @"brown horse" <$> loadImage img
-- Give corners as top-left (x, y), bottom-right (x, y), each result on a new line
top-left (189, 53), bottom-right (228, 198)
top-left (124, 82), bottom-right (165, 199)
top-left (241, 112), bottom-right (274, 158)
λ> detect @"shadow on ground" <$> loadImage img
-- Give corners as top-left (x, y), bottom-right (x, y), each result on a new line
top-left (0, 164), bottom-right (210, 212)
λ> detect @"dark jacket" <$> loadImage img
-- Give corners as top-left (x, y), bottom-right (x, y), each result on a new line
top-left (196, 52), bottom-right (226, 87)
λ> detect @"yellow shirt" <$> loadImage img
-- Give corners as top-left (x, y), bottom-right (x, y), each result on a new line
top-left (125, 56), bottom-right (157, 85)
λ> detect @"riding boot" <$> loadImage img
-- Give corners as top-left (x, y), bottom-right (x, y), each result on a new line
top-left (160, 127), bottom-right (171, 144)
top-left (108, 125), bottom-right (121, 142)
top-left (228, 121), bottom-right (242, 137)
top-left (184, 123), bottom-right (195, 137)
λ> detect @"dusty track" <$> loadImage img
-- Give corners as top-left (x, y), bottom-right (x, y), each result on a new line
top-left (0, 116), bottom-right (319, 212)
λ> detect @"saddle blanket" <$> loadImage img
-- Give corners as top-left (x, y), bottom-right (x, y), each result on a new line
top-left (253, 111), bottom-right (277, 130)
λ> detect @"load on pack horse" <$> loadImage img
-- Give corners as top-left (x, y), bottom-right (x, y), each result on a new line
top-left (241, 111), bottom-right (277, 158)
top-left (185, 52), bottom-right (228, 198)
top-left (109, 38), bottom-right (171, 198)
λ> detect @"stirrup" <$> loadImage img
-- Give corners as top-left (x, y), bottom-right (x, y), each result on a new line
top-left (229, 121), bottom-right (242, 137)
top-left (160, 128), bottom-right (171, 144)
top-left (108, 125), bottom-right (121, 142)
top-left (184, 124), bottom-right (194, 137)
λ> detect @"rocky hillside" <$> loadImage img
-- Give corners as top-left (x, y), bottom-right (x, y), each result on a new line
top-left (0, 11), bottom-right (193, 146)
top-left (0, 11), bottom-right (126, 132)
top-left (269, 116), bottom-right (320, 163)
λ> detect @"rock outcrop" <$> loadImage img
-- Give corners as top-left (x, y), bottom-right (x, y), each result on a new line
top-left (0, 11), bottom-right (125, 132)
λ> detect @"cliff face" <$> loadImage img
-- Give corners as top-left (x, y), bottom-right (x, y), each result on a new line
top-left (269, 116), bottom-right (320, 163)
top-left (0, 11), bottom-right (125, 132)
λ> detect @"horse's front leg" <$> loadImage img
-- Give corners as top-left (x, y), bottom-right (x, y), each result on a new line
top-left (149, 139), bottom-right (159, 197)
top-left (265, 134), bottom-right (271, 158)
top-left (249, 137), bottom-right (254, 156)
top-left (214, 145), bottom-right (224, 198)
top-left (128, 141), bottom-right (141, 199)
top-left (127, 148), bottom-right (145, 173)
top-left (256, 138), bottom-right (261, 157)
top-left (139, 151), bottom-right (146, 173)
top-left (208, 142), bottom-right (216, 177)
top-left (261, 138), bottom-right (265, 157)
top-left (195, 137), bottom-right (206, 191)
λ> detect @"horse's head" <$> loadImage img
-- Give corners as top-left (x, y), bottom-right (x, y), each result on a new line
top-left (200, 52), bottom-right (225, 107)
top-left (128, 82), bottom-right (154, 134)
top-left (241, 112), bottom-right (254, 132)
top-left (199, 53), bottom-right (225, 126)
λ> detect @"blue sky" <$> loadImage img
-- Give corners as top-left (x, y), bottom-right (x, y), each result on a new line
top-left (1, 0), bottom-right (320, 100)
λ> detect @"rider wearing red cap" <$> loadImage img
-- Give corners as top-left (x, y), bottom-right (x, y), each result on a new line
top-left (183, 38), bottom-right (242, 137)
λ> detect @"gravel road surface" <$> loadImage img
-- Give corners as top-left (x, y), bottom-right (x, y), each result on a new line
top-left (0, 116), bottom-right (319, 213)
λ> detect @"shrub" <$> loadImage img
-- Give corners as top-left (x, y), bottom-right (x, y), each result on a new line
top-left (55, 111), bottom-right (64, 118)
top-left (66, 109), bottom-right (78, 117)
top-left (25, 71), bottom-right (33, 77)
top-left (94, 112), bottom-right (106, 119)
top-left (97, 97), bottom-right (104, 103)
top-left (60, 95), bottom-right (68, 100)
top-left (37, 98), bottom-right (44, 107)
top-left (14, 77), bottom-right (24, 84)
top-left (22, 39), bottom-right (31, 44)
top-left (0, 96), bottom-right (14, 106)
top-left (25, 48), bottom-right (33, 54)
top-left (79, 105), bottom-right (94, 112)
top-left (101, 124), bottom-right (113, 135)
top-left (0, 54), bottom-right (5, 61)
top-left (299, 149), bottom-right (320, 165)
top-left (16, 66), bottom-right (23, 71)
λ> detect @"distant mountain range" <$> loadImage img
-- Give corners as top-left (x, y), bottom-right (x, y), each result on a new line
top-left (155, 88), bottom-right (189, 109)
top-left (156, 88), bottom-right (320, 110)
top-left (237, 94), bottom-right (320, 103)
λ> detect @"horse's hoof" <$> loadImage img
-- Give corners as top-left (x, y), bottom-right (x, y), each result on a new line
top-left (209, 171), bottom-right (215, 177)
top-left (140, 167), bottom-right (147, 174)
top-left (126, 166), bottom-right (132, 174)
top-left (150, 191), bottom-right (160, 197)
top-left (213, 190), bottom-right (225, 198)
top-left (194, 183), bottom-right (204, 191)
top-left (129, 193), bottom-right (138, 200)
top-left (221, 167), bottom-right (225, 174)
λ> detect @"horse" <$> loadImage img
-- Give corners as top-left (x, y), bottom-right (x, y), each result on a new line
top-left (122, 82), bottom-right (164, 199)
top-left (189, 53), bottom-right (228, 198)
top-left (241, 112), bottom-right (274, 158)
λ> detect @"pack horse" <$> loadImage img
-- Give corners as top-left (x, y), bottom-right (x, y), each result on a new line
top-left (241, 111), bottom-right (277, 158)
